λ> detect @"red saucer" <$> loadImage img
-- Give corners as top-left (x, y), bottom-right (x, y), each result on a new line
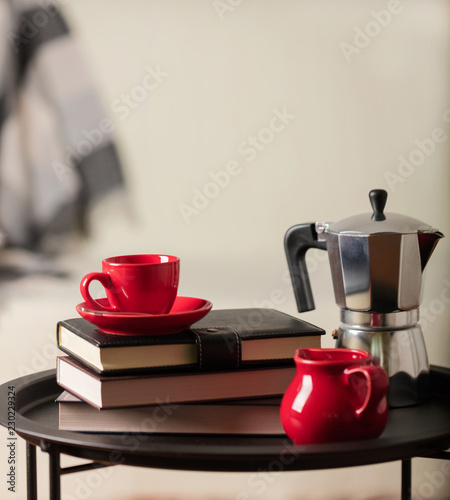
top-left (76, 296), bottom-right (213, 335)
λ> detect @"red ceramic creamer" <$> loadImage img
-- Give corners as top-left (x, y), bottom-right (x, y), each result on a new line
top-left (280, 348), bottom-right (389, 445)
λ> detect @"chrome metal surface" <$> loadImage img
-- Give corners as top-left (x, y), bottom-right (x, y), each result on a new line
top-left (336, 322), bottom-right (430, 407)
top-left (327, 212), bottom-right (440, 236)
top-left (397, 234), bottom-right (422, 310)
top-left (319, 190), bottom-right (444, 313)
top-left (315, 221), bottom-right (330, 242)
top-left (340, 309), bottom-right (419, 329)
top-left (324, 226), bottom-right (442, 313)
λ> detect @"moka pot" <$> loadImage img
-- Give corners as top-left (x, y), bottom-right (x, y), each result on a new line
top-left (284, 189), bottom-right (444, 407)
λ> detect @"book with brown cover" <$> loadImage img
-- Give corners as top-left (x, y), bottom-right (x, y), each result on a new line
top-left (57, 391), bottom-right (285, 435)
top-left (56, 355), bottom-right (296, 409)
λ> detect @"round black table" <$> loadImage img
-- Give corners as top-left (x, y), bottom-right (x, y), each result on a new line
top-left (1, 366), bottom-right (449, 500)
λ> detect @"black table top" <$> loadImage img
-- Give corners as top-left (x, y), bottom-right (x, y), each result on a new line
top-left (1, 367), bottom-right (449, 472)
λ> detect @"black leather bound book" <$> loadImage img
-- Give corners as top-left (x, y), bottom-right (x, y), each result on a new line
top-left (57, 308), bottom-right (324, 375)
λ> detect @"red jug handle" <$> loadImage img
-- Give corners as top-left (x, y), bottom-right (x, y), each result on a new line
top-left (344, 364), bottom-right (389, 423)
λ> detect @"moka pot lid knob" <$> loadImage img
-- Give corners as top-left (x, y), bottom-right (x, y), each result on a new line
top-left (326, 189), bottom-right (441, 236)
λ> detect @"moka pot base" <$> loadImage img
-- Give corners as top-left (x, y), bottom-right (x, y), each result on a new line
top-left (335, 309), bottom-right (430, 408)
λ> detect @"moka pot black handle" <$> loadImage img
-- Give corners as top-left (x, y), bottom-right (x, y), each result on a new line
top-left (284, 223), bottom-right (328, 312)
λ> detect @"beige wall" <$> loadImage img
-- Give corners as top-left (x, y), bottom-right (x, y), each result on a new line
top-left (65, 0), bottom-right (450, 367)
top-left (1, 0), bottom-right (449, 499)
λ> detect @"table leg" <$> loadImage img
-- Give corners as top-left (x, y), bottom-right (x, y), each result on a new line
top-left (26, 443), bottom-right (37, 500)
top-left (401, 459), bottom-right (412, 500)
top-left (49, 451), bottom-right (61, 500)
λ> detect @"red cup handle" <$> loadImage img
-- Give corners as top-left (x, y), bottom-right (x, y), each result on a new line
top-left (80, 272), bottom-right (116, 312)
top-left (343, 365), bottom-right (389, 423)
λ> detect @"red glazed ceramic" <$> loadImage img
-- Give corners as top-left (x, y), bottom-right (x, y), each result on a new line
top-left (280, 348), bottom-right (389, 445)
top-left (76, 296), bottom-right (212, 335)
top-left (80, 254), bottom-right (180, 314)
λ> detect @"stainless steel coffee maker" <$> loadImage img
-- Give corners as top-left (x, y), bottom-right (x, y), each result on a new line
top-left (285, 189), bottom-right (444, 407)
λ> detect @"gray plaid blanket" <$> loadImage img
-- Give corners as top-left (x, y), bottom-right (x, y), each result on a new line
top-left (0, 0), bottom-right (124, 254)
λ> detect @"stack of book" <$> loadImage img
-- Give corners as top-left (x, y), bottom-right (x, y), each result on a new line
top-left (56, 308), bottom-right (324, 435)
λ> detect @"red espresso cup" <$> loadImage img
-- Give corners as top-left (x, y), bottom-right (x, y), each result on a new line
top-left (80, 254), bottom-right (180, 314)
top-left (280, 348), bottom-right (389, 445)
